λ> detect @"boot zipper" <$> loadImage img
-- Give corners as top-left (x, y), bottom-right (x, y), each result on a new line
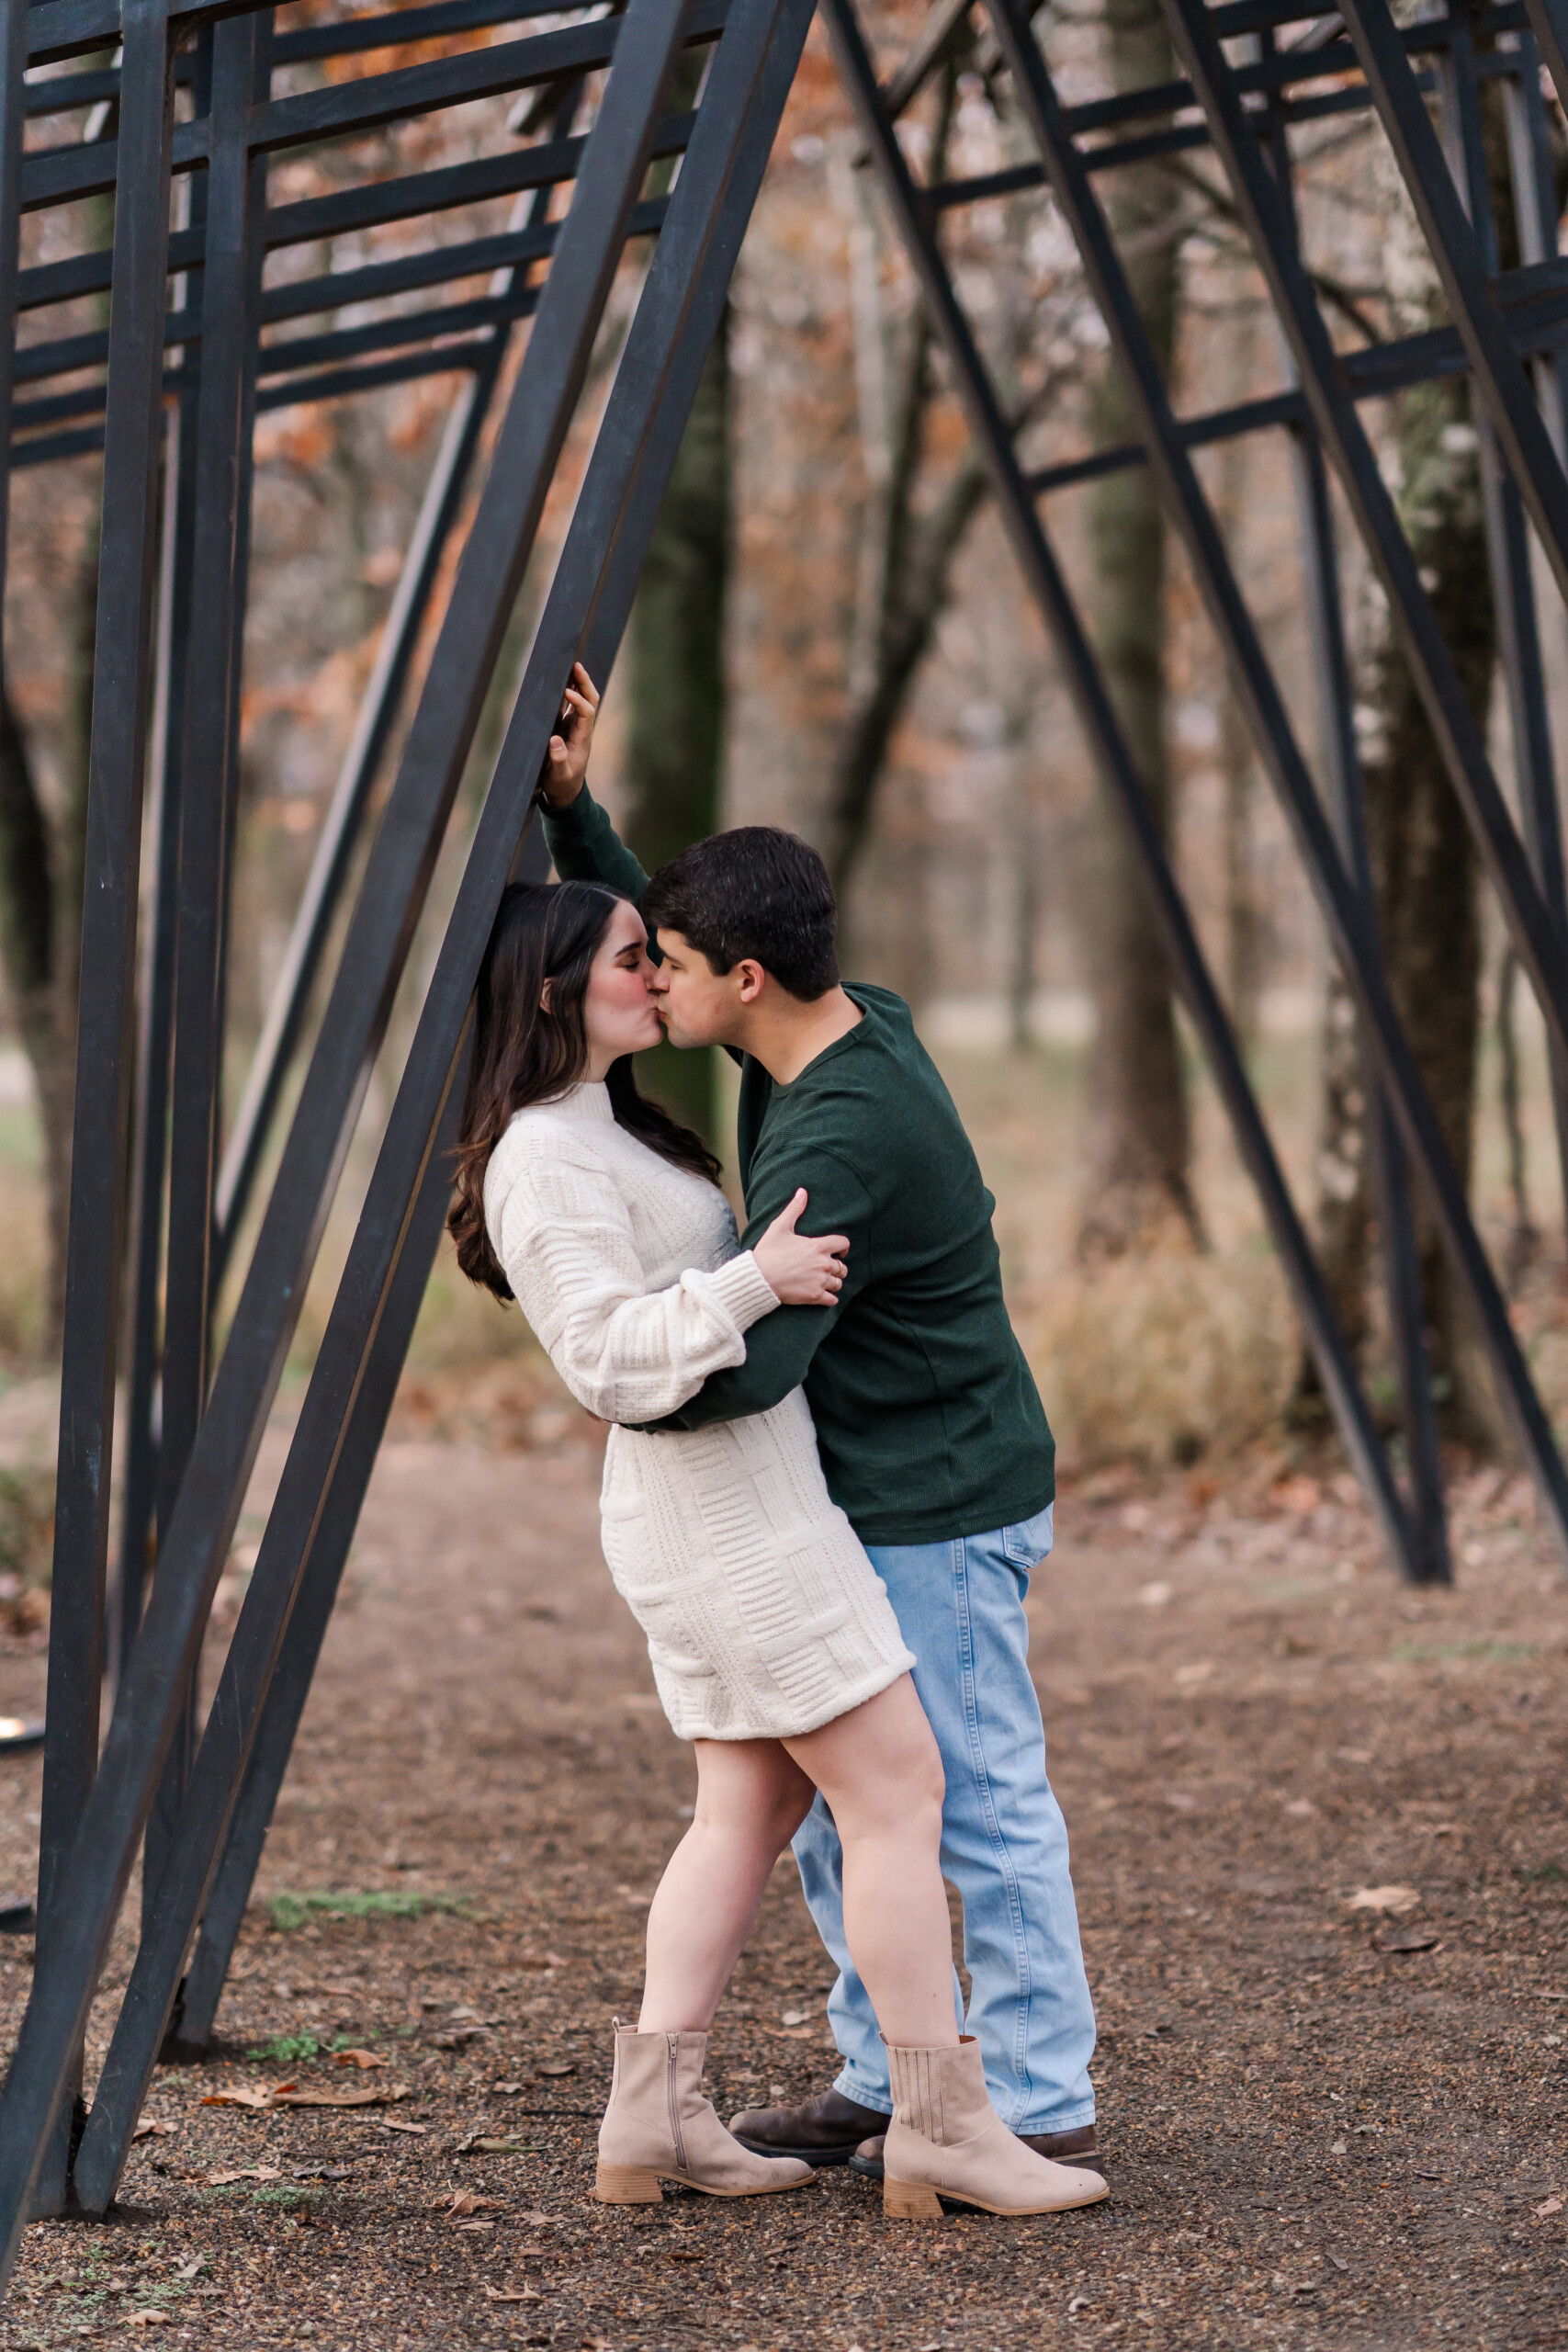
top-left (666, 2035), bottom-right (686, 2174)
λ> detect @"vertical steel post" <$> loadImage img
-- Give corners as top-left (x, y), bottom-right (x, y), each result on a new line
top-left (29, 0), bottom-right (176, 2221)
top-left (0, 0), bottom-right (28, 610)
top-left (144, 5), bottom-right (270, 1935)
top-left (117, 379), bottom-right (199, 1683)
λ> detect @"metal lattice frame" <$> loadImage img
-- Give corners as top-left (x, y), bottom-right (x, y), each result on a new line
top-left (3, 0), bottom-right (1568, 2279)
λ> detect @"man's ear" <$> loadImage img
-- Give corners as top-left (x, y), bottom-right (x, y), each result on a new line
top-left (734, 959), bottom-right (767, 1006)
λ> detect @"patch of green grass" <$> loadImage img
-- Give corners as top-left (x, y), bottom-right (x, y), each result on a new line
top-left (1518, 1859), bottom-right (1566, 1883)
top-left (267, 1887), bottom-right (471, 1932)
top-left (246, 2031), bottom-right (321, 2064)
top-left (251, 2184), bottom-right (321, 2208)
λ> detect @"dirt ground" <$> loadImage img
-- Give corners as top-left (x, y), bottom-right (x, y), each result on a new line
top-left (2, 1413), bottom-right (1566, 2352)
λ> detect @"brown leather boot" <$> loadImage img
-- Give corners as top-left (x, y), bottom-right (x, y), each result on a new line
top-left (881, 2038), bottom-right (1109, 2220)
top-left (596, 2023), bottom-right (817, 2203)
top-left (850, 2120), bottom-right (1102, 2183)
top-left (728, 2085), bottom-right (891, 2166)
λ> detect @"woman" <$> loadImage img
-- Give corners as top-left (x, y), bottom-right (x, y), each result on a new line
top-left (448, 873), bottom-right (1105, 2224)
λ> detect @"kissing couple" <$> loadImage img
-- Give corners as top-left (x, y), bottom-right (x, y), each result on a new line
top-left (446, 665), bottom-right (1103, 2225)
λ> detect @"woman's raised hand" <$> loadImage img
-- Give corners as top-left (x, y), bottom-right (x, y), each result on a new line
top-left (752, 1189), bottom-right (850, 1307)
top-left (543, 662), bottom-right (600, 807)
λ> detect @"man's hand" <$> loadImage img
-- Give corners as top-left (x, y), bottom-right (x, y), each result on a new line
top-left (751, 1189), bottom-right (850, 1308)
top-left (541, 662), bottom-right (599, 808)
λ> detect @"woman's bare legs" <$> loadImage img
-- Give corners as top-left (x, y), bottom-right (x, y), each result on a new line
top-left (637, 1677), bottom-right (952, 2048)
top-left (637, 1739), bottom-right (816, 2032)
top-left (784, 1675), bottom-right (955, 2050)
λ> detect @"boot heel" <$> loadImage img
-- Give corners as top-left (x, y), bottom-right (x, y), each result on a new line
top-left (594, 2163), bottom-right (663, 2204)
top-left (884, 2177), bottom-right (943, 2221)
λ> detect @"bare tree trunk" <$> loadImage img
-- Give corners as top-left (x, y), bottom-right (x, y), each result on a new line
top-left (623, 319), bottom-right (730, 1140)
top-left (1303, 365), bottom-right (1494, 1438)
top-left (1363, 374), bottom-right (1492, 1439)
top-left (1077, 0), bottom-right (1201, 1258)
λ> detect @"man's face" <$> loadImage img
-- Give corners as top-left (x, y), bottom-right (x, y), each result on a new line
top-left (650, 930), bottom-right (760, 1048)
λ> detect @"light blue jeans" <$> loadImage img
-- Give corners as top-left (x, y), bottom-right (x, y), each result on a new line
top-left (791, 1503), bottom-right (1098, 2132)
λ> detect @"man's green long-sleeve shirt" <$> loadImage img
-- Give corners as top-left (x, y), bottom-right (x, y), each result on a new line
top-left (541, 786), bottom-right (1055, 1545)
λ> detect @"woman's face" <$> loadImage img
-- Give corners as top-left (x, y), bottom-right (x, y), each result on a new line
top-left (578, 900), bottom-right (663, 1077)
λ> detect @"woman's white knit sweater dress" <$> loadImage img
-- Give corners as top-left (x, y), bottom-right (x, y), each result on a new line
top-left (483, 1082), bottom-right (914, 1740)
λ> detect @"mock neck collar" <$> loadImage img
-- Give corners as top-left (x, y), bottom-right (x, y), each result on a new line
top-left (537, 1080), bottom-right (614, 1124)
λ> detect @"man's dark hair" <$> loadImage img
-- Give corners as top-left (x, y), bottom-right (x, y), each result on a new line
top-left (641, 826), bottom-right (840, 1001)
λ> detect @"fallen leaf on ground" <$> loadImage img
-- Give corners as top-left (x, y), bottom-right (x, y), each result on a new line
top-left (206, 2165), bottom-right (282, 2187)
top-left (1375, 1931), bottom-right (1441, 1954)
top-left (492, 2081), bottom-right (524, 2094)
top-left (766, 2027), bottom-right (816, 2040)
top-left (1534, 2197), bottom-right (1563, 2219)
top-left (291, 2163), bottom-right (353, 2181)
top-left (433, 2190), bottom-right (505, 2217)
top-left (466, 2137), bottom-right (535, 2155)
top-left (200, 2084), bottom-right (289, 2110)
top-left (333, 2048), bottom-right (389, 2069)
top-left (273, 2083), bottom-right (411, 2109)
top-left (1173, 1660), bottom-right (1214, 1687)
top-left (666, 2248), bottom-right (704, 2264)
top-left (378, 2118), bottom-right (428, 2134)
top-left (1347, 1885), bottom-right (1419, 1915)
top-left (455, 2219), bottom-right (494, 2232)
top-left (483, 2285), bottom-right (541, 2303)
top-left (130, 2120), bottom-right (175, 2143)
top-left (536, 2062), bottom-right (575, 2077)
top-left (1282, 1798), bottom-right (1317, 1817)
top-left (125, 2313), bottom-right (171, 2328)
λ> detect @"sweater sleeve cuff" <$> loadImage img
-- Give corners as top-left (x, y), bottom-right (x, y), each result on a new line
top-left (539, 783), bottom-right (602, 870)
top-left (694, 1250), bottom-right (780, 1332)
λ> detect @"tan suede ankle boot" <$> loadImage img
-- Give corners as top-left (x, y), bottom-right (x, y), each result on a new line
top-left (882, 2037), bottom-right (1110, 2221)
top-left (594, 2022), bottom-right (818, 2204)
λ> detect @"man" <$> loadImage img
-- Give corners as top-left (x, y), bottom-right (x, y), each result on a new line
top-left (537, 667), bottom-right (1100, 2177)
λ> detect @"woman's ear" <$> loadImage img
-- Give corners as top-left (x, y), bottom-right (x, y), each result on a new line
top-left (540, 978), bottom-right (555, 1013)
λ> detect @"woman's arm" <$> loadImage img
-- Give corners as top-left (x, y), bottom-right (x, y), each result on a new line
top-left (490, 1146), bottom-right (778, 1423)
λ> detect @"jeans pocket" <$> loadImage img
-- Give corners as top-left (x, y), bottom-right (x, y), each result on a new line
top-left (1001, 1501), bottom-right (1055, 1569)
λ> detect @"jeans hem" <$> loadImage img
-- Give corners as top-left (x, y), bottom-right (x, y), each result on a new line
top-left (1014, 2100), bottom-right (1098, 2133)
top-left (831, 2064), bottom-right (893, 2117)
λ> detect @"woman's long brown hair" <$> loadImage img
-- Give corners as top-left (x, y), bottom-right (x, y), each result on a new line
top-left (448, 879), bottom-right (720, 1302)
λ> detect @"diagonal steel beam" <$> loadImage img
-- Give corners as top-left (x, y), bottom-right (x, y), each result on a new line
top-left (211, 68), bottom-right (589, 1284)
top-left (67, 0), bottom-right (816, 2193)
top-left (984, 0), bottom-right (1568, 1559)
top-left (825, 0), bottom-right (1419, 1577)
top-left (29, 0), bottom-right (177, 2221)
top-left (1163, 0), bottom-right (1568, 1074)
top-left (0, 0), bottom-right (691, 2273)
top-left (1335, 0), bottom-right (1568, 614)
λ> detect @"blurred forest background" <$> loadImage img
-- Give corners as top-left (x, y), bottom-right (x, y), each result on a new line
top-left (5, 0), bottom-right (1568, 1633)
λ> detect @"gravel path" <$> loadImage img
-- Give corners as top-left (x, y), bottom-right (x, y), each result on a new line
top-left (1, 1422), bottom-right (1565, 2349)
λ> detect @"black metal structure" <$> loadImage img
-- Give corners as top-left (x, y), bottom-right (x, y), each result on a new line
top-left (3, 0), bottom-right (1568, 2282)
